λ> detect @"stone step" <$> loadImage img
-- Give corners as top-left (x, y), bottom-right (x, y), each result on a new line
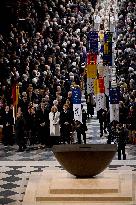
top-left (22, 170), bottom-right (136, 205)
top-left (35, 171), bottom-right (133, 203)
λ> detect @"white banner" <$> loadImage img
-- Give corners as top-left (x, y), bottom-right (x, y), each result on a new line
top-left (73, 104), bottom-right (82, 123)
top-left (95, 93), bottom-right (106, 111)
top-left (110, 104), bottom-right (119, 122)
top-left (87, 78), bottom-right (95, 94)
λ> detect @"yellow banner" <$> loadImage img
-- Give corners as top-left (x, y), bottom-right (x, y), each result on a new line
top-left (99, 33), bottom-right (104, 41)
top-left (87, 64), bottom-right (97, 78)
top-left (94, 79), bottom-right (100, 95)
top-left (104, 42), bottom-right (109, 54)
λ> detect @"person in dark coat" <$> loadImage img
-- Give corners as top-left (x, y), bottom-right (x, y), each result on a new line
top-left (97, 108), bottom-right (107, 137)
top-left (15, 110), bottom-right (26, 152)
top-left (2, 105), bottom-right (14, 146)
top-left (60, 104), bottom-right (73, 144)
top-left (116, 123), bottom-right (127, 160)
top-left (86, 94), bottom-right (95, 118)
top-left (25, 106), bottom-right (38, 146)
top-left (76, 120), bottom-right (87, 144)
top-left (18, 93), bottom-right (29, 119)
top-left (75, 105), bottom-right (87, 144)
top-left (76, 104), bottom-right (87, 144)
top-left (36, 101), bottom-right (50, 147)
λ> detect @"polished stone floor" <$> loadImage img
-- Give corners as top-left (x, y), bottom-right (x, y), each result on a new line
top-left (0, 95), bottom-right (136, 205)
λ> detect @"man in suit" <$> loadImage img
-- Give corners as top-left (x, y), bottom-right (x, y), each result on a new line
top-left (116, 123), bottom-right (127, 160)
top-left (60, 104), bottom-right (73, 144)
top-left (36, 101), bottom-right (50, 147)
top-left (97, 108), bottom-right (107, 137)
top-left (76, 105), bottom-right (87, 144)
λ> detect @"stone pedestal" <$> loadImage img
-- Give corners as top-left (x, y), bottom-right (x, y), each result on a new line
top-left (23, 170), bottom-right (136, 205)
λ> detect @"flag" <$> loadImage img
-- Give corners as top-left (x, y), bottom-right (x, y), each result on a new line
top-left (12, 83), bottom-right (20, 118)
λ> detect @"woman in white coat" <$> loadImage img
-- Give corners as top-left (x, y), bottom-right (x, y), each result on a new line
top-left (49, 106), bottom-right (60, 146)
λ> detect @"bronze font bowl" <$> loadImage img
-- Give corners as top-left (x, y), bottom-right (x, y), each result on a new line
top-left (52, 144), bottom-right (117, 178)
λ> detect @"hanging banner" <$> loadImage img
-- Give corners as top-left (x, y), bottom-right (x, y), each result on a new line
top-left (95, 93), bottom-right (106, 111)
top-left (94, 78), bottom-right (105, 95)
top-left (109, 87), bottom-right (120, 104)
top-left (98, 64), bottom-right (104, 78)
top-left (73, 104), bottom-right (82, 122)
top-left (99, 32), bottom-right (104, 41)
top-left (72, 87), bottom-right (81, 104)
top-left (104, 66), bottom-right (110, 96)
top-left (72, 87), bottom-right (82, 122)
top-left (104, 32), bottom-right (112, 42)
top-left (87, 78), bottom-right (95, 94)
top-left (87, 64), bottom-right (97, 78)
top-left (99, 78), bottom-right (105, 93)
top-left (87, 53), bottom-right (97, 65)
top-left (110, 104), bottom-right (119, 122)
top-left (104, 42), bottom-right (109, 54)
top-left (103, 32), bottom-right (112, 66)
top-left (87, 31), bottom-right (98, 54)
top-left (94, 79), bottom-right (100, 95)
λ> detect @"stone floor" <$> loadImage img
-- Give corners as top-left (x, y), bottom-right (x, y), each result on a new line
top-left (0, 95), bottom-right (136, 205)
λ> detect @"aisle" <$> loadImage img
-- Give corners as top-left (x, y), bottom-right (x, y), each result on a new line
top-left (81, 94), bottom-right (107, 144)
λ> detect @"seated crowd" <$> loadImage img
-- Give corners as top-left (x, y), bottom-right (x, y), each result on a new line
top-left (0, 0), bottom-right (135, 151)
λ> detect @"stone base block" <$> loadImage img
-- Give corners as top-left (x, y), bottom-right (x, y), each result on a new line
top-left (22, 170), bottom-right (136, 205)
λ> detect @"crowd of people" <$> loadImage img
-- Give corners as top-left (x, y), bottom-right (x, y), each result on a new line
top-left (0, 0), bottom-right (135, 155)
top-left (115, 0), bottom-right (136, 146)
top-left (0, 0), bottom-right (96, 151)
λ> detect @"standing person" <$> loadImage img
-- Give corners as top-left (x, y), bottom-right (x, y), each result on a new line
top-left (60, 104), bottom-right (73, 144)
top-left (36, 101), bottom-right (50, 147)
top-left (49, 106), bottom-right (60, 146)
top-left (18, 92), bottom-right (29, 119)
top-left (15, 110), bottom-right (26, 152)
top-left (116, 123), bottom-right (127, 160)
top-left (2, 105), bottom-right (14, 146)
top-left (76, 105), bottom-right (87, 144)
top-left (86, 94), bottom-right (95, 118)
top-left (97, 108), bottom-right (107, 137)
top-left (26, 106), bottom-right (37, 146)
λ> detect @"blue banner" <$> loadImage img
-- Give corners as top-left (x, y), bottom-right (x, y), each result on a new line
top-left (87, 31), bottom-right (98, 54)
top-left (103, 41), bottom-right (112, 66)
top-left (72, 87), bottom-right (81, 104)
top-left (103, 32), bottom-right (112, 66)
top-left (104, 32), bottom-right (112, 42)
top-left (109, 87), bottom-right (120, 104)
top-left (103, 54), bottom-right (112, 66)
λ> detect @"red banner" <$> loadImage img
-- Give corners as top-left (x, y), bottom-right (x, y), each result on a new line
top-left (98, 78), bottom-right (105, 93)
top-left (87, 53), bottom-right (97, 65)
